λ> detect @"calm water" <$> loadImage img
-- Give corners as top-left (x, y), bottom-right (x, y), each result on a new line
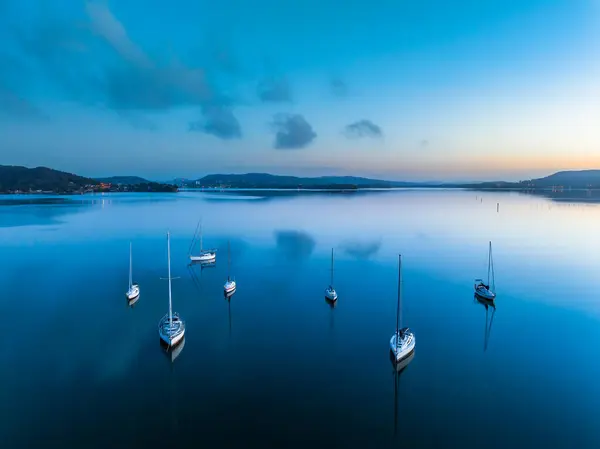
top-left (1, 189), bottom-right (600, 448)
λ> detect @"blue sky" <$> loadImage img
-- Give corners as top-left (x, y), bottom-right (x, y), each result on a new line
top-left (0, 0), bottom-right (598, 181)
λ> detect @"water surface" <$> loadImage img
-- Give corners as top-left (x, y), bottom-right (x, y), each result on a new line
top-left (1, 189), bottom-right (600, 448)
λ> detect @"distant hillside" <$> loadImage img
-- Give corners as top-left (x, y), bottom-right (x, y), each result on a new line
top-left (459, 170), bottom-right (600, 190)
top-left (533, 170), bottom-right (600, 188)
top-left (0, 165), bottom-right (178, 194)
top-left (95, 176), bottom-right (150, 185)
top-left (191, 173), bottom-right (425, 189)
top-left (0, 165), bottom-right (96, 193)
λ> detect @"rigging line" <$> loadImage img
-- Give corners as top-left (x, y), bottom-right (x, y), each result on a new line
top-left (187, 219), bottom-right (201, 255)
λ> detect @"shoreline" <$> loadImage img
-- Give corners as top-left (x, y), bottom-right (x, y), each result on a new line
top-left (3, 186), bottom-right (600, 196)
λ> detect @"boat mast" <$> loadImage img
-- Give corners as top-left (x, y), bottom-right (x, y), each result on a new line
top-left (396, 254), bottom-right (402, 349)
top-left (487, 241), bottom-right (491, 287)
top-left (199, 222), bottom-right (203, 252)
top-left (227, 240), bottom-right (231, 281)
top-left (490, 242), bottom-right (495, 291)
top-left (167, 231), bottom-right (173, 327)
top-left (330, 248), bottom-right (334, 286)
top-left (129, 242), bottom-right (133, 289)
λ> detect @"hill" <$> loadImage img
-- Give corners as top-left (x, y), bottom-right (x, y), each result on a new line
top-left (0, 165), bottom-right (96, 193)
top-left (459, 170), bottom-right (600, 190)
top-left (531, 170), bottom-right (600, 188)
top-left (191, 173), bottom-right (425, 189)
top-left (95, 176), bottom-right (150, 185)
top-left (0, 165), bottom-right (178, 194)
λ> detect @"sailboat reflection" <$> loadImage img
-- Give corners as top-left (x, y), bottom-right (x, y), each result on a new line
top-left (127, 294), bottom-right (139, 308)
top-left (391, 351), bottom-right (415, 436)
top-left (188, 260), bottom-right (215, 295)
top-left (161, 336), bottom-right (186, 363)
top-left (474, 295), bottom-right (496, 351)
top-left (224, 295), bottom-right (233, 337)
top-left (324, 297), bottom-right (336, 331)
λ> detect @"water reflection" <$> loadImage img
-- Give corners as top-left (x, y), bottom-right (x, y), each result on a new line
top-left (224, 294), bottom-right (233, 337)
top-left (392, 351), bottom-right (415, 437)
top-left (188, 261), bottom-right (216, 295)
top-left (274, 229), bottom-right (316, 261)
top-left (340, 239), bottom-right (382, 259)
top-left (127, 295), bottom-right (139, 308)
top-left (518, 189), bottom-right (600, 204)
top-left (324, 297), bottom-right (336, 331)
top-left (162, 336), bottom-right (186, 363)
top-left (474, 295), bottom-right (496, 352)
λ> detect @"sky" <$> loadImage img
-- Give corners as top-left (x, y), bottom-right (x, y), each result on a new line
top-left (0, 0), bottom-right (598, 182)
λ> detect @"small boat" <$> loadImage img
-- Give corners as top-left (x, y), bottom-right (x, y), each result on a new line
top-left (125, 242), bottom-right (140, 301)
top-left (474, 241), bottom-right (496, 301)
top-left (324, 248), bottom-right (338, 301)
top-left (189, 220), bottom-right (217, 263)
top-left (224, 240), bottom-right (236, 294)
top-left (390, 254), bottom-right (415, 363)
top-left (158, 232), bottom-right (185, 348)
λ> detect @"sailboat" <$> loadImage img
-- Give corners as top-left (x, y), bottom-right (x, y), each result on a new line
top-left (324, 248), bottom-right (338, 301)
top-left (224, 240), bottom-right (236, 295)
top-left (125, 242), bottom-right (140, 301)
top-left (189, 221), bottom-right (217, 263)
top-left (474, 241), bottom-right (496, 301)
top-left (389, 254), bottom-right (415, 363)
top-left (158, 232), bottom-right (186, 348)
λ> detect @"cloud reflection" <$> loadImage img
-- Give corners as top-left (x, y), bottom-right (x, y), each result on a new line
top-left (340, 239), bottom-right (382, 260)
top-left (274, 229), bottom-right (316, 261)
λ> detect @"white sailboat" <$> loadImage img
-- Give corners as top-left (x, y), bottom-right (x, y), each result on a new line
top-left (189, 221), bottom-right (217, 263)
top-left (324, 248), bottom-right (338, 301)
top-left (474, 241), bottom-right (496, 301)
top-left (224, 240), bottom-right (236, 294)
top-left (390, 254), bottom-right (415, 363)
top-left (158, 232), bottom-right (185, 348)
top-left (125, 242), bottom-right (140, 301)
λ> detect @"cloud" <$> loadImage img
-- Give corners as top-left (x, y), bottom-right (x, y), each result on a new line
top-left (0, 87), bottom-right (48, 121)
top-left (271, 113), bottom-right (316, 149)
top-left (0, 53), bottom-right (48, 121)
top-left (274, 230), bottom-right (316, 261)
top-left (257, 77), bottom-right (292, 102)
top-left (118, 111), bottom-right (158, 131)
top-left (420, 139), bottom-right (429, 149)
top-left (188, 105), bottom-right (241, 139)
top-left (340, 239), bottom-right (382, 259)
top-left (330, 77), bottom-right (347, 97)
top-left (344, 119), bottom-right (383, 139)
top-left (9, 2), bottom-right (232, 125)
top-left (211, 40), bottom-right (240, 75)
top-left (85, 1), bottom-right (149, 65)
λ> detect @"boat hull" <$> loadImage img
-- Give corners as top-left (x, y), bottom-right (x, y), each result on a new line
top-left (160, 330), bottom-right (185, 348)
top-left (190, 252), bottom-right (216, 262)
top-left (224, 280), bottom-right (236, 293)
top-left (158, 314), bottom-right (185, 348)
top-left (325, 288), bottom-right (338, 301)
top-left (126, 285), bottom-right (140, 300)
top-left (474, 288), bottom-right (496, 301)
top-left (390, 328), bottom-right (416, 363)
top-left (164, 337), bottom-right (185, 362)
